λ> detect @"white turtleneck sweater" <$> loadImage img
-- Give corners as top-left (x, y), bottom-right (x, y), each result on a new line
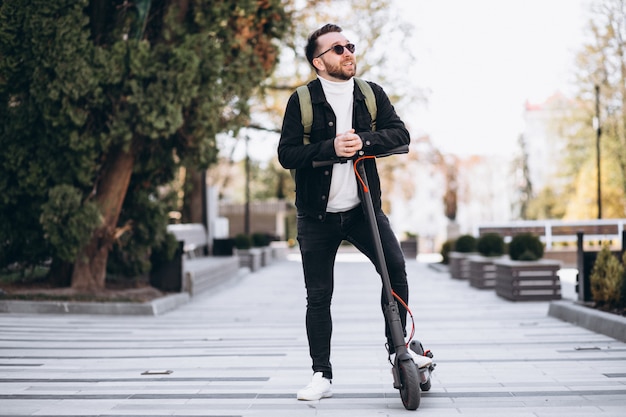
top-left (318, 76), bottom-right (360, 213)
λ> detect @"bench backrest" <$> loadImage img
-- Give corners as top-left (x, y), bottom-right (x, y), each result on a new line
top-left (167, 223), bottom-right (208, 258)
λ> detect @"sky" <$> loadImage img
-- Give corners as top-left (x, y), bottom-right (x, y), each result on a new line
top-left (394, 0), bottom-right (592, 156)
top-left (234, 0), bottom-right (593, 163)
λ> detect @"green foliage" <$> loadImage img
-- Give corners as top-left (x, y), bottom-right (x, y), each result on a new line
top-left (440, 239), bottom-right (454, 264)
top-left (106, 188), bottom-right (175, 278)
top-left (0, 0), bottom-right (290, 284)
top-left (509, 233), bottom-right (544, 261)
top-left (622, 253), bottom-right (626, 307)
top-left (252, 232), bottom-right (272, 247)
top-left (454, 234), bottom-right (476, 253)
top-left (39, 185), bottom-right (102, 262)
top-left (476, 233), bottom-right (505, 257)
top-left (234, 234), bottom-right (252, 250)
top-left (526, 186), bottom-right (567, 220)
top-left (149, 231), bottom-right (180, 275)
top-left (590, 246), bottom-right (624, 309)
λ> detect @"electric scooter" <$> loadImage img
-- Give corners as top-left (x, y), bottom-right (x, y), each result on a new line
top-left (313, 145), bottom-right (435, 410)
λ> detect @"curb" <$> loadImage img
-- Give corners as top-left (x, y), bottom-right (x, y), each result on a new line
top-left (548, 299), bottom-right (626, 343)
top-left (0, 265), bottom-right (252, 316)
top-left (0, 292), bottom-right (190, 316)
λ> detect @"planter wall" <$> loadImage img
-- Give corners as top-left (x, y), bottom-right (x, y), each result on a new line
top-left (494, 259), bottom-right (562, 301)
top-left (270, 241), bottom-right (289, 260)
top-left (258, 246), bottom-right (273, 267)
top-left (468, 255), bottom-right (505, 289)
top-left (449, 251), bottom-right (476, 279)
top-left (400, 239), bottom-right (418, 259)
top-left (234, 248), bottom-right (263, 272)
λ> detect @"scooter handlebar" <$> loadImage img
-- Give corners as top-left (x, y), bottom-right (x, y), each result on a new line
top-left (311, 145), bottom-right (408, 168)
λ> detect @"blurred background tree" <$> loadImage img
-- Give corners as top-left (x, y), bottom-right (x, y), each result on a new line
top-left (557, 0), bottom-right (626, 219)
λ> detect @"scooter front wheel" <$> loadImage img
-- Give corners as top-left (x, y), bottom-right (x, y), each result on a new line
top-left (398, 358), bottom-right (420, 410)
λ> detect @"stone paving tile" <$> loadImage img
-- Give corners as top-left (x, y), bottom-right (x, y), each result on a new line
top-left (1, 251), bottom-right (626, 416)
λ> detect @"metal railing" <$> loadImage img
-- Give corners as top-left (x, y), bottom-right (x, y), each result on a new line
top-left (475, 219), bottom-right (626, 249)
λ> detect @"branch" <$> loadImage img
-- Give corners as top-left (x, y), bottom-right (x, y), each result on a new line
top-left (266, 84), bottom-right (302, 91)
top-left (247, 123), bottom-right (280, 134)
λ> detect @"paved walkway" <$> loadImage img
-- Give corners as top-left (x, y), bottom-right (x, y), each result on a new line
top-left (1, 250), bottom-right (625, 416)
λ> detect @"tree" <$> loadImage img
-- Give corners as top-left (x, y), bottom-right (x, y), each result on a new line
top-left (0, 0), bottom-right (289, 291)
top-left (561, 0), bottom-right (626, 218)
top-left (511, 134), bottom-right (533, 219)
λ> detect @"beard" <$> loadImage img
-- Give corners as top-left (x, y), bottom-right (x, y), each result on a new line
top-left (325, 58), bottom-right (357, 81)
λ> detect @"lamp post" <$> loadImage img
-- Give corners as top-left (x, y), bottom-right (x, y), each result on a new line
top-left (244, 135), bottom-right (251, 235)
top-left (593, 84), bottom-right (602, 219)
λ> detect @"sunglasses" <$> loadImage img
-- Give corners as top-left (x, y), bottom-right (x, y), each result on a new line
top-left (315, 43), bottom-right (356, 58)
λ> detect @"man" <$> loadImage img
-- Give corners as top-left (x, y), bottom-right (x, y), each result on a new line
top-left (277, 23), bottom-right (411, 401)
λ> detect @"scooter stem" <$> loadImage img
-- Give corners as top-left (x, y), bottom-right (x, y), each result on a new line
top-left (354, 159), bottom-right (408, 356)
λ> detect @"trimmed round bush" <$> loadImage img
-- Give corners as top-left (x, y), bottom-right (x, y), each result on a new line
top-left (440, 239), bottom-right (454, 264)
top-left (454, 234), bottom-right (476, 253)
top-left (234, 234), bottom-right (252, 250)
top-left (509, 233), bottom-right (544, 261)
top-left (252, 232), bottom-right (271, 247)
top-left (476, 233), bottom-right (505, 257)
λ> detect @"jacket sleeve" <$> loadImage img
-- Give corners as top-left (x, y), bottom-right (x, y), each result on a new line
top-left (277, 92), bottom-right (337, 170)
top-left (358, 82), bottom-right (410, 156)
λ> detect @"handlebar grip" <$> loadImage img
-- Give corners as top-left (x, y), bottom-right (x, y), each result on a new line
top-left (376, 145), bottom-right (409, 158)
top-left (311, 145), bottom-right (409, 168)
top-left (312, 158), bottom-right (349, 168)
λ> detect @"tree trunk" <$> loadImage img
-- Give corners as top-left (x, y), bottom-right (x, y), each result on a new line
top-left (182, 167), bottom-right (204, 224)
top-left (71, 146), bottom-right (135, 292)
top-left (48, 258), bottom-right (73, 287)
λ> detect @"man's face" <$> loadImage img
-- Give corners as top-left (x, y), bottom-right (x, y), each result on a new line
top-left (314, 32), bottom-right (357, 81)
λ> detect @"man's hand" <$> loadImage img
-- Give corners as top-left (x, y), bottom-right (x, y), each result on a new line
top-left (334, 129), bottom-right (363, 157)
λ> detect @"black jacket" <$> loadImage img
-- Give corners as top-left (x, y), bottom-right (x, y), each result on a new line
top-left (278, 78), bottom-right (410, 221)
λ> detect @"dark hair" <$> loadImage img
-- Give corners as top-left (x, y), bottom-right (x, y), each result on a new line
top-left (305, 23), bottom-right (343, 67)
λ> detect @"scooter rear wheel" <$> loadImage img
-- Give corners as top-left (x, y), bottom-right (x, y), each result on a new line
top-left (398, 358), bottom-right (420, 410)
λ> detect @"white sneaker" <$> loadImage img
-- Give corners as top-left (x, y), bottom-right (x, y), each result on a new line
top-left (297, 372), bottom-right (332, 401)
top-left (390, 351), bottom-right (433, 369)
top-left (409, 349), bottom-right (433, 369)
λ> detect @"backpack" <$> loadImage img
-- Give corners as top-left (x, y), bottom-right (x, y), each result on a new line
top-left (296, 77), bottom-right (377, 145)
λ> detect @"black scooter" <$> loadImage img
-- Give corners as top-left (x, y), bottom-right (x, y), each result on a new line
top-left (313, 145), bottom-right (434, 410)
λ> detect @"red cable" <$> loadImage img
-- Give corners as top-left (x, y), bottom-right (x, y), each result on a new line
top-left (393, 290), bottom-right (415, 347)
top-left (353, 156), bottom-right (375, 192)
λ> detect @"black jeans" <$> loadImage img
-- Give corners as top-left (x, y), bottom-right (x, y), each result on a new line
top-left (297, 206), bottom-right (408, 380)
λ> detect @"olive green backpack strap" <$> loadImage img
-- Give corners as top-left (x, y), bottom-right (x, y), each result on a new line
top-left (291, 85), bottom-right (313, 180)
top-left (296, 78), bottom-right (377, 144)
top-left (354, 77), bottom-right (377, 132)
top-left (291, 79), bottom-right (377, 180)
top-left (296, 85), bottom-right (313, 145)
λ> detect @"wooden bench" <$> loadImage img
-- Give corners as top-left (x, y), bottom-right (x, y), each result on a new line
top-left (159, 224), bottom-right (240, 296)
top-left (167, 223), bottom-right (209, 257)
